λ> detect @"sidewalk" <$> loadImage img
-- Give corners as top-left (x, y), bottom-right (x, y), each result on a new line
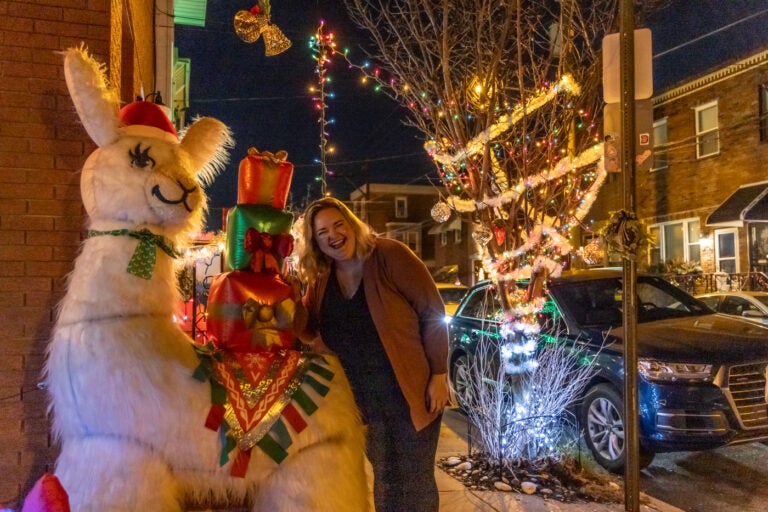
top-left (430, 417), bottom-right (687, 512)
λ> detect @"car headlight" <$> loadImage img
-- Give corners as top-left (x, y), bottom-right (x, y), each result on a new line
top-left (638, 359), bottom-right (714, 382)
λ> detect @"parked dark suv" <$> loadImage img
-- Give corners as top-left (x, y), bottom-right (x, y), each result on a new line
top-left (448, 268), bottom-right (768, 472)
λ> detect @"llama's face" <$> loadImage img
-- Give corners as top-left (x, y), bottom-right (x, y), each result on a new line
top-left (81, 134), bottom-right (205, 232)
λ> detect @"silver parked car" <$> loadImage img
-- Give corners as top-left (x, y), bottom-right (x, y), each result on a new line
top-left (696, 291), bottom-right (768, 325)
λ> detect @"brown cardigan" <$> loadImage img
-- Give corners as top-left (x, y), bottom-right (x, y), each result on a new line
top-left (300, 237), bottom-right (449, 431)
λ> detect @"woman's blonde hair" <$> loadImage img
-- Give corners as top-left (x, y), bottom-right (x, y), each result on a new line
top-left (297, 197), bottom-right (377, 286)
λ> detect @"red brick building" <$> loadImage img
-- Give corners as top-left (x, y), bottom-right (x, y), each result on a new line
top-left (589, 49), bottom-right (768, 279)
top-left (349, 183), bottom-right (476, 286)
top-left (0, 0), bottom-right (167, 505)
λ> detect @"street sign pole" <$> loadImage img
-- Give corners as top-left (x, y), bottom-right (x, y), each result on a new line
top-left (619, 1), bottom-right (640, 511)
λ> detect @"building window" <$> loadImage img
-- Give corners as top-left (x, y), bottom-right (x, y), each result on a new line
top-left (760, 84), bottom-right (768, 142)
top-left (652, 118), bottom-right (668, 171)
top-left (171, 50), bottom-right (190, 131)
top-left (386, 222), bottom-right (421, 256)
top-left (648, 218), bottom-right (701, 268)
top-left (440, 232), bottom-right (448, 246)
top-left (395, 196), bottom-right (408, 218)
top-left (695, 101), bottom-right (719, 158)
top-left (454, 227), bottom-right (462, 244)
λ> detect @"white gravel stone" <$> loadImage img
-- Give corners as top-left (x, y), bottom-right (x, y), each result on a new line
top-left (455, 461), bottom-right (472, 471)
top-left (444, 456), bottom-right (462, 467)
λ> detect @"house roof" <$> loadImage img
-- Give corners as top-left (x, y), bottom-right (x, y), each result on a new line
top-left (706, 182), bottom-right (768, 227)
top-left (428, 215), bottom-right (462, 234)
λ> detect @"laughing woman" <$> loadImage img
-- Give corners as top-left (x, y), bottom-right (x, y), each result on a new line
top-left (296, 197), bottom-right (449, 512)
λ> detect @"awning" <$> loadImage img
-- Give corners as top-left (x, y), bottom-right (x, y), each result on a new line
top-left (706, 181), bottom-right (768, 227)
top-left (428, 216), bottom-right (461, 234)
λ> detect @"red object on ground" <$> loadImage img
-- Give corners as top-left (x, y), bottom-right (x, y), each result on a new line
top-left (22, 473), bottom-right (70, 512)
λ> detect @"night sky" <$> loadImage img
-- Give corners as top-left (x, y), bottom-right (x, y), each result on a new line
top-left (175, 1), bottom-right (768, 232)
top-left (646, 0), bottom-right (768, 92)
top-left (174, 1), bottom-right (434, 231)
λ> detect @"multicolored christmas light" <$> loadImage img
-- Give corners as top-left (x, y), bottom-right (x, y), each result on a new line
top-left (308, 21), bottom-right (337, 195)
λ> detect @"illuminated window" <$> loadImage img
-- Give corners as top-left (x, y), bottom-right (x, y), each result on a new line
top-left (649, 218), bottom-right (701, 267)
top-left (386, 222), bottom-right (421, 256)
top-left (395, 196), bottom-right (408, 218)
top-left (695, 101), bottom-right (719, 158)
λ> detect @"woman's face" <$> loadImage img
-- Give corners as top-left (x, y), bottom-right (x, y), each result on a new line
top-left (312, 207), bottom-right (356, 262)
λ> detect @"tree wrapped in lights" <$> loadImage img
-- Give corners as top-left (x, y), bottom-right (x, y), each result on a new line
top-left (342, 0), bottom-right (665, 464)
top-left (340, 0), bottom-right (665, 275)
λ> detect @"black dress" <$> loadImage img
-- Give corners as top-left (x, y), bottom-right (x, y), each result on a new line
top-left (319, 267), bottom-right (406, 424)
top-left (319, 267), bottom-right (440, 512)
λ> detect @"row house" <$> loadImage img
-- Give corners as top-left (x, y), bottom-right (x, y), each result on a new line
top-left (348, 183), bottom-right (476, 286)
top-left (588, 5), bottom-right (768, 291)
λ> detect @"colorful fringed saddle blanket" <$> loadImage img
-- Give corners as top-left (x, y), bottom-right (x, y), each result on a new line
top-left (194, 344), bottom-right (334, 477)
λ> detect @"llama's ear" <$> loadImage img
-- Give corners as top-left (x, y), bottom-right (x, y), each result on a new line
top-left (180, 117), bottom-right (234, 186)
top-left (63, 46), bottom-right (121, 147)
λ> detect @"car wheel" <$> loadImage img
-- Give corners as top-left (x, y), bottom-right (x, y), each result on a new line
top-left (581, 384), bottom-right (654, 473)
top-left (450, 354), bottom-right (472, 409)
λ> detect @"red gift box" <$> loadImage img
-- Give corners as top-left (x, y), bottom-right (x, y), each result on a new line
top-left (238, 148), bottom-right (293, 208)
top-left (206, 271), bottom-right (297, 353)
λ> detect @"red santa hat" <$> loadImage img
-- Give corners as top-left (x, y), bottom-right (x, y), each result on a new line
top-left (118, 101), bottom-right (178, 143)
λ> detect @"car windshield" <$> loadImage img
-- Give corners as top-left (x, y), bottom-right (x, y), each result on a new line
top-left (549, 275), bottom-right (711, 328)
top-left (439, 287), bottom-right (467, 304)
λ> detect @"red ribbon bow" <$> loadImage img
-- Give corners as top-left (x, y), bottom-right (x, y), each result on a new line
top-left (243, 228), bottom-right (294, 273)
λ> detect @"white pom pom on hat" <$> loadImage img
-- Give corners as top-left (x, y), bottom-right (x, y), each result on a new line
top-left (118, 101), bottom-right (178, 143)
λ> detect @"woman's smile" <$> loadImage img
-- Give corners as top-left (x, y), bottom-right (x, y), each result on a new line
top-left (313, 207), bottom-right (356, 261)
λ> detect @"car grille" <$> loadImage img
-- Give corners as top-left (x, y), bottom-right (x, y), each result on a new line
top-left (727, 362), bottom-right (768, 429)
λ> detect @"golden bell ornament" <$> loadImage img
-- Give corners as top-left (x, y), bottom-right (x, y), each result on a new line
top-left (234, 10), bottom-right (268, 43)
top-left (262, 23), bottom-right (292, 56)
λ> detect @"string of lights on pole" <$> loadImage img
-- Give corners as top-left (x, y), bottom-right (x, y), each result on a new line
top-left (308, 21), bottom-right (338, 196)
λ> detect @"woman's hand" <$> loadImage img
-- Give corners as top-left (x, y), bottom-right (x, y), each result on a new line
top-left (426, 373), bottom-right (451, 414)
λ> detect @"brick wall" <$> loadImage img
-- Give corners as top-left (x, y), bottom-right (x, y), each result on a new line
top-left (0, 0), bottom-right (119, 507)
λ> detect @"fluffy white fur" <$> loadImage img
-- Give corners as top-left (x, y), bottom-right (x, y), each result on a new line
top-left (45, 47), bottom-right (368, 512)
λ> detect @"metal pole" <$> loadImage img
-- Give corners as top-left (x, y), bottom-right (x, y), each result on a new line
top-left (619, 1), bottom-right (640, 511)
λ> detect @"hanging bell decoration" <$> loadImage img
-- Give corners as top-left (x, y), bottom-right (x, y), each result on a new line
top-left (233, 1), bottom-right (292, 57)
top-left (262, 23), bottom-right (292, 56)
top-left (234, 7), bottom-right (268, 43)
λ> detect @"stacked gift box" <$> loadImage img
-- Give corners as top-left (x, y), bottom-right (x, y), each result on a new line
top-left (206, 148), bottom-right (298, 353)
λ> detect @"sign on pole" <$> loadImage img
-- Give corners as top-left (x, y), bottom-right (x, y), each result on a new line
top-left (604, 100), bottom-right (654, 172)
top-left (602, 28), bottom-right (653, 103)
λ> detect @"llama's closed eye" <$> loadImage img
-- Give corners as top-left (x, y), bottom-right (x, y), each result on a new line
top-left (129, 143), bottom-right (156, 169)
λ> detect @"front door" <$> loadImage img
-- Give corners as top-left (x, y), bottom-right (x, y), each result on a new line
top-left (715, 228), bottom-right (739, 273)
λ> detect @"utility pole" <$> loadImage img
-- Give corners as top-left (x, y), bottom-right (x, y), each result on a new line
top-left (603, 3), bottom-right (652, 511)
top-left (619, 1), bottom-right (639, 511)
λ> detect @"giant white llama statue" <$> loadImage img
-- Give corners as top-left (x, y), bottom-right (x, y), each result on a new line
top-left (31, 46), bottom-right (367, 512)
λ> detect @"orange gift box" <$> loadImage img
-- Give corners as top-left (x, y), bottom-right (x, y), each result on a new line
top-left (238, 148), bottom-right (293, 208)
